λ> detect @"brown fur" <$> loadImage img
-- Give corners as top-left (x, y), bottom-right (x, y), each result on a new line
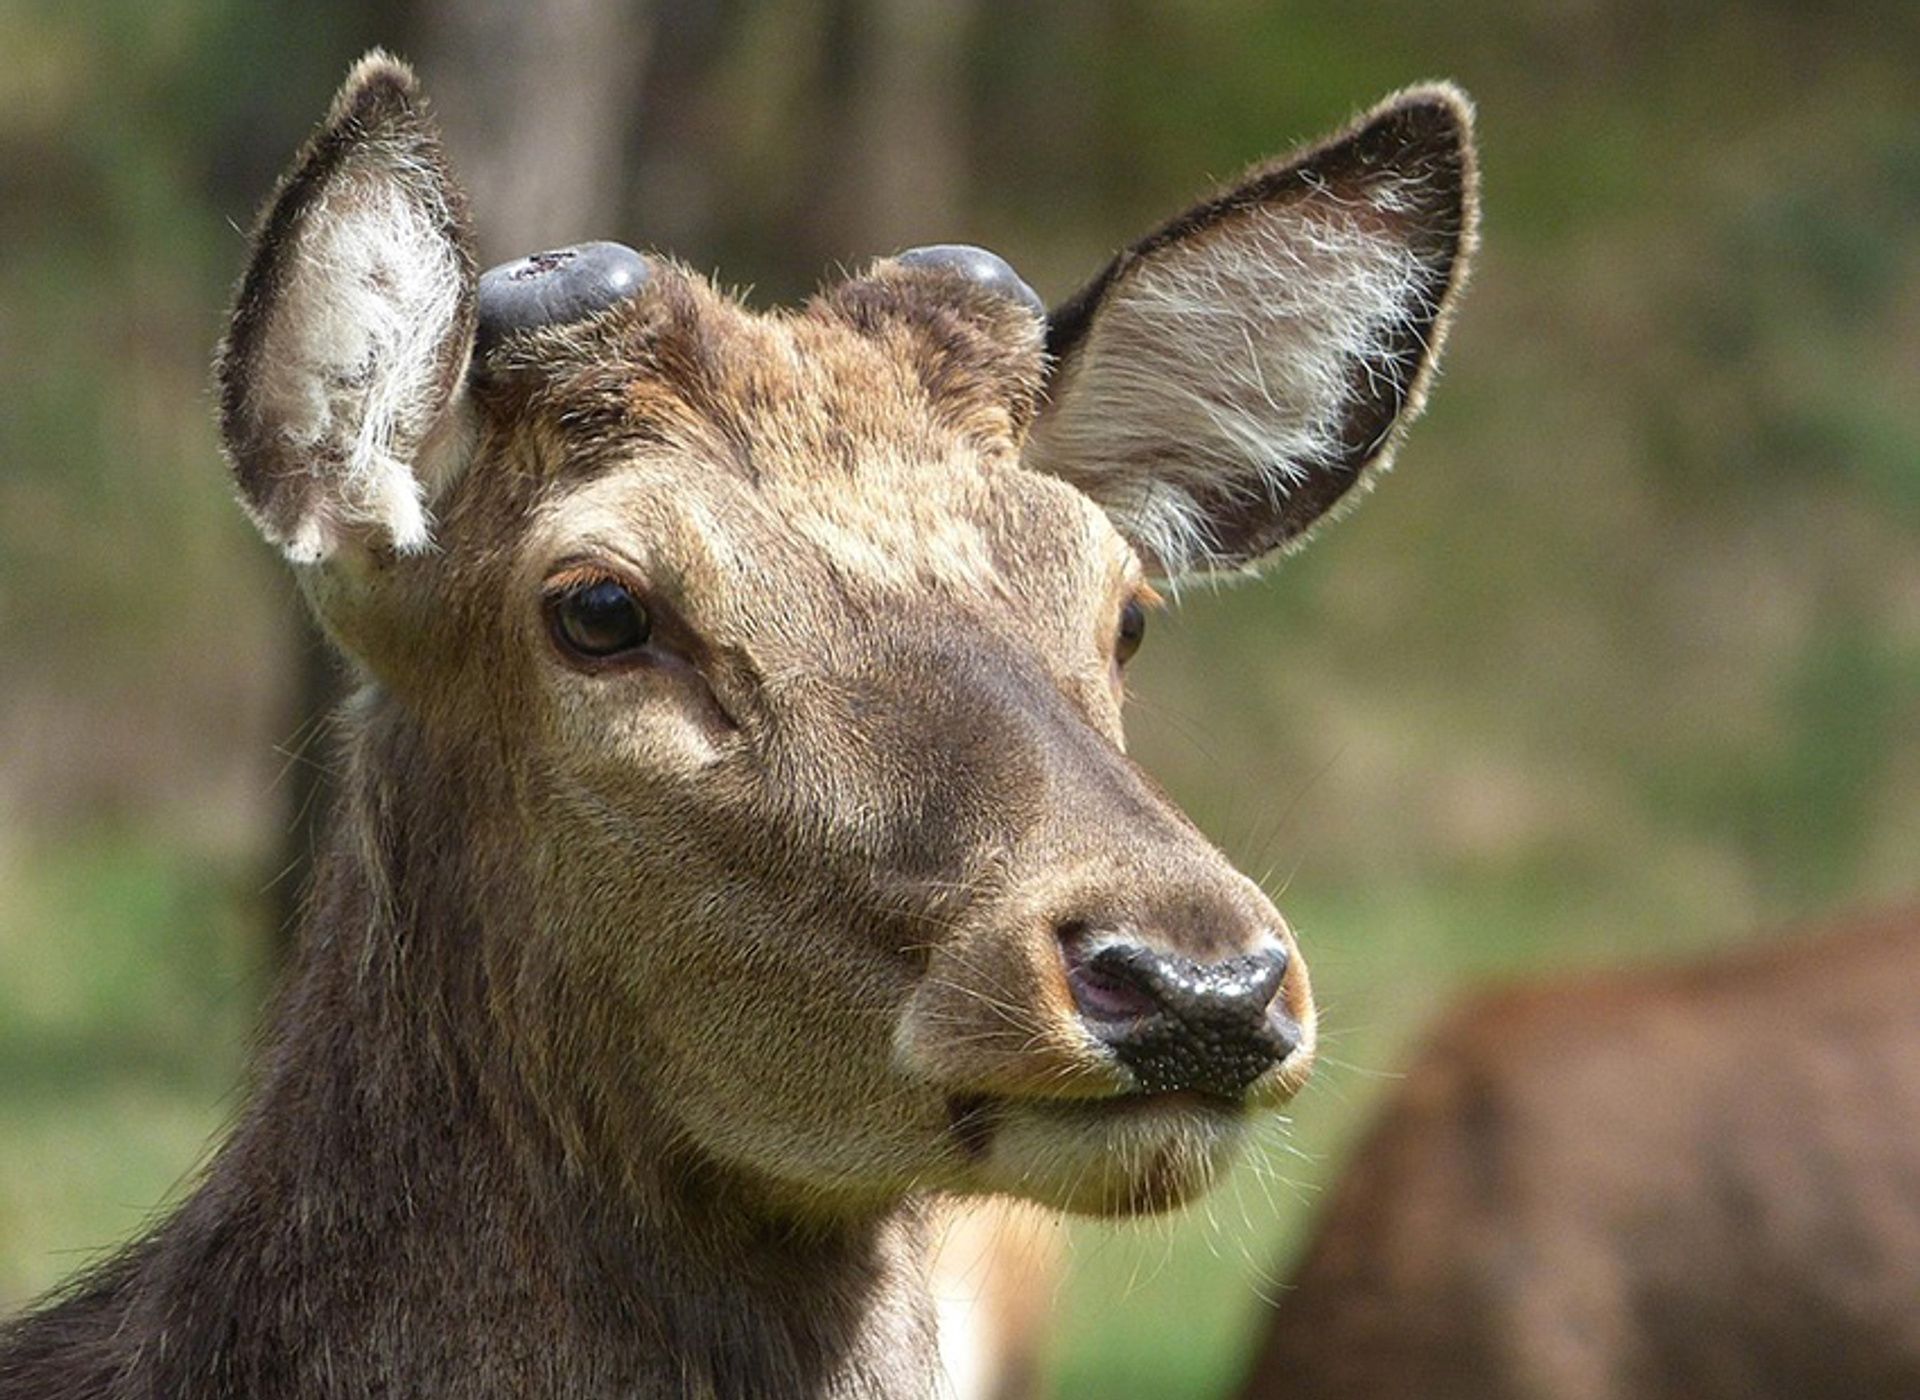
top-left (1, 54), bottom-right (1475, 1400)
top-left (1236, 907), bottom-right (1920, 1400)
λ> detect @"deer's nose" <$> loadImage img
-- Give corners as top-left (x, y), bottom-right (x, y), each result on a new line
top-left (1063, 934), bottom-right (1298, 1099)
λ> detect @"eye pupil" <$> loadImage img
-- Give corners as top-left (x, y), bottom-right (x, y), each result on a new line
top-left (553, 578), bottom-right (650, 659)
top-left (1116, 598), bottom-right (1147, 664)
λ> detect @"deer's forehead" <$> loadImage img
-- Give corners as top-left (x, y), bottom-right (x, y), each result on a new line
top-left (502, 289), bottom-right (1132, 601)
top-left (529, 440), bottom-right (1135, 629)
top-left (489, 267), bottom-right (1042, 475)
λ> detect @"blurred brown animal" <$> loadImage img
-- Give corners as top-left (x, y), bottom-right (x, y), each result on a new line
top-left (0, 53), bottom-right (1474, 1400)
top-left (1237, 906), bottom-right (1920, 1400)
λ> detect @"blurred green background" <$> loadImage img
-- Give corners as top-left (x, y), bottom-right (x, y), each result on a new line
top-left (1, 2), bottom-right (1915, 1395)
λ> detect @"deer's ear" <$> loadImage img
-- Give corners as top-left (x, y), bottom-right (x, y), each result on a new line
top-left (216, 52), bottom-right (477, 567)
top-left (1025, 85), bottom-right (1477, 577)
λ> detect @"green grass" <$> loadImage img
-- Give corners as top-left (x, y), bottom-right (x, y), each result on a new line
top-left (0, 833), bottom-right (264, 1309)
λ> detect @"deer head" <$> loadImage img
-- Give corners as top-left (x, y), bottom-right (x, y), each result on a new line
top-left (215, 53), bottom-right (1475, 1224)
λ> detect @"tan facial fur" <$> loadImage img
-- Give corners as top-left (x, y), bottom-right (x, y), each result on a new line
top-left (396, 269), bottom-right (1315, 1217)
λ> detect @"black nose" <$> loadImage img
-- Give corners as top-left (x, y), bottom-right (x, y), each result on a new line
top-left (1066, 939), bottom-right (1298, 1099)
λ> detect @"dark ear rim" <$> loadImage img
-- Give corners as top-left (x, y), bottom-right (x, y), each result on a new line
top-left (1046, 83), bottom-right (1479, 364)
top-left (1037, 83), bottom-right (1479, 572)
top-left (215, 51), bottom-right (478, 554)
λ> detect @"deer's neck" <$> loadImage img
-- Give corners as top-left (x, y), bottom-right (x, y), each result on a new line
top-left (61, 708), bottom-right (944, 1400)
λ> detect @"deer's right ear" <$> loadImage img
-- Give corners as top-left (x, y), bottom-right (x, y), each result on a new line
top-left (216, 52), bottom-right (477, 567)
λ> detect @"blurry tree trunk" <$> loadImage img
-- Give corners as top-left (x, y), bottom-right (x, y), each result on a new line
top-left (414, 0), bottom-right (656, 262)
top-left (837, 0), bottom-right (972, 249)
top-left (623, 0), bottom-right (976, 297)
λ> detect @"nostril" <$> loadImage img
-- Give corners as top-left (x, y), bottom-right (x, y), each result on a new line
top-left (1057, 923), bottom-right (1159, 1024)
top-left (1234, 943), bottom-right (1290, 1014)
top-left (1067, 956), bottom-right (1152, 1021)
top-left (1064, 948), bottom-right (1162, 1023)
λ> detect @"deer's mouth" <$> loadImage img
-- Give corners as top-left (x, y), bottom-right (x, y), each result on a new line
top-left (943, 1086), bottom-right (1258, 1216)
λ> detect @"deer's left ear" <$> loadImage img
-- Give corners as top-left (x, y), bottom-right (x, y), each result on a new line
top-left (216, 52), bottom-right (477, 567)
top-left (1025, 85), bottom-right (1478, 577)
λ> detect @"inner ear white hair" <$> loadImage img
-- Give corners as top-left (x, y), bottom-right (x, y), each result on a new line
top-left (216, 51), bottom-right (478, 567)
top-left (1026, 85), bottom-right (1478, 577)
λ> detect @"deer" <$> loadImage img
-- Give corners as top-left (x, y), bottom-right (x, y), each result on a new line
top-left (1235, 905), bottom-right (1920, 1400)
top-left (0, 53), bottom-right (1475, 1400)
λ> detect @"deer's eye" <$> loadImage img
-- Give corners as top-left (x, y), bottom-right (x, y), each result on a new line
top-left (1116, 597), bottom-right (1148, 665)
top-left (549, 577), bottom-right (651, 661)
